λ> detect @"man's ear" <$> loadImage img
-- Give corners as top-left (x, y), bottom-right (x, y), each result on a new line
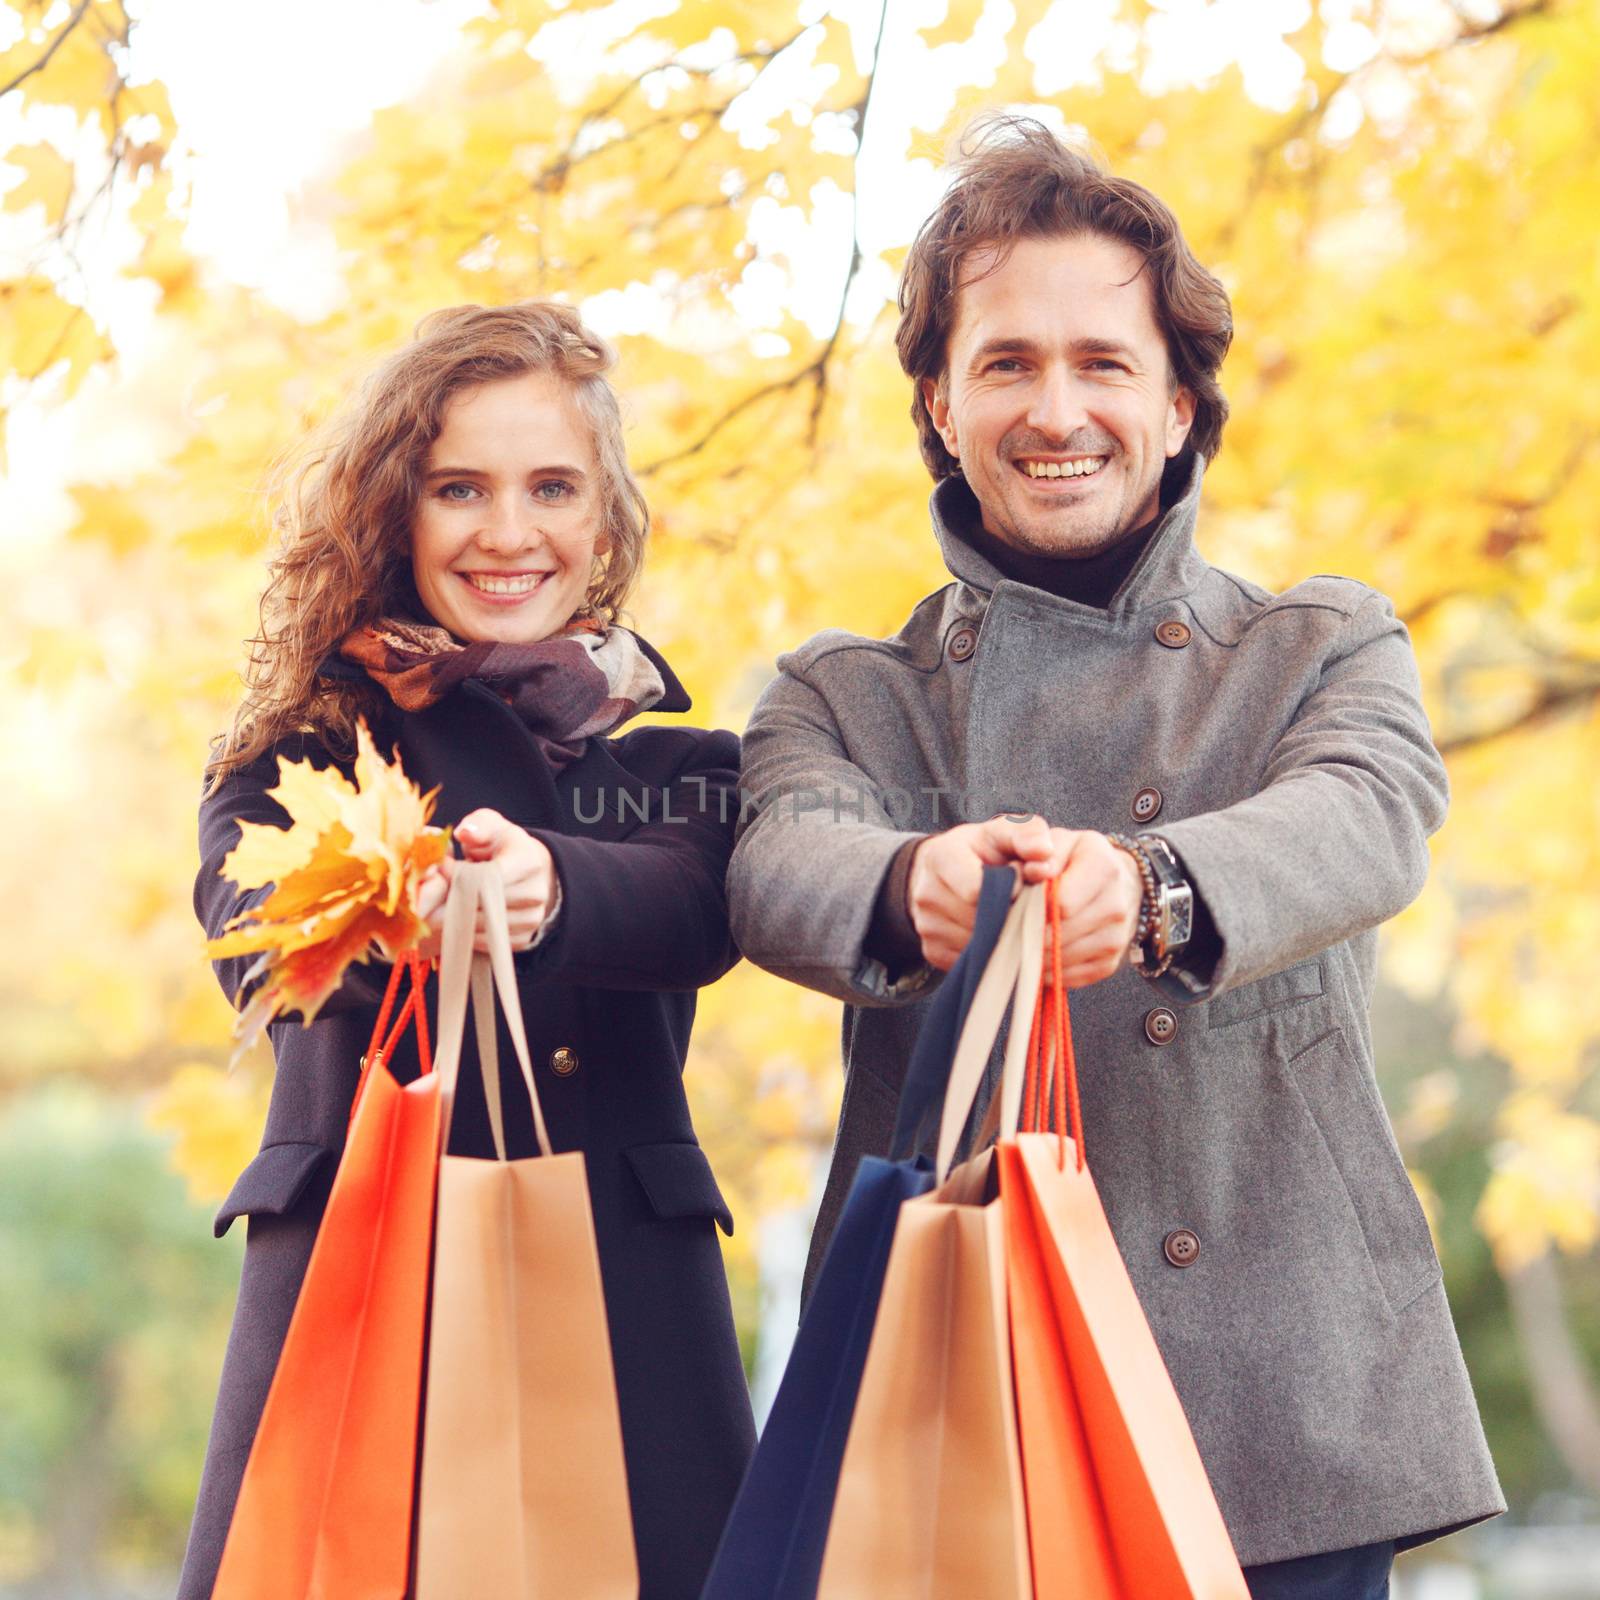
top-left (1166, 383), bottom-right (1196, 457)
top-left (924, 375), bottom-right (959, 462)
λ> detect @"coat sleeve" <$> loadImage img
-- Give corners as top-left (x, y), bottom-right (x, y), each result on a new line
top-left (725, 660), bottom-right (934, 1007)
top-left (519, 730), bottom-right (743, 992)
top-left (1154, 590), bottom-right (1449, 999)
top-left (195, 735), bottom-right (389, 1015)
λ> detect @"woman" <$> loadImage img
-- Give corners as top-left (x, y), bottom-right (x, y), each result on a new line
top-left (180, 303), bottom-right (755, 1600)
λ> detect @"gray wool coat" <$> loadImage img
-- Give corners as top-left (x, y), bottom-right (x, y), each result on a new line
top-left (726, 451), bottom-right (1503, 1567)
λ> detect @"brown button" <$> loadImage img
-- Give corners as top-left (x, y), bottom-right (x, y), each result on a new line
top-left (1144, 1007), bottom-right (1178, 1046)
top-left (549, 1046), bottom-right (579, 1077)
top-left (1131, 786), bottom-right (1163, 823)
top-left (947, 625), bottom-right (978, 662)
top-left (1155, 620), bottom-right (1192, 649)
top-left (1164, 1228), bottom-right (1200, 1268)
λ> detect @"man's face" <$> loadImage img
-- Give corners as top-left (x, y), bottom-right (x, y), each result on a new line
top-left (926, 232), bottom-right (1195, 558)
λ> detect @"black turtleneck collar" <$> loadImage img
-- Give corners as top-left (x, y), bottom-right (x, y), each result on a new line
top-left (940, 454), bottom-right (1188, 610)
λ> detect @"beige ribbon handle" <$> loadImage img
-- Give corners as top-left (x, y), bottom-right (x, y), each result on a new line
top-left (432, 862), bottom-right (483, 1157)
top-left (470, 959), bottom-right (508, 1162)
top-left (934, 880), bottom-right (1047, 1180)
top-left (474, 861), bottom-right (555, 1160)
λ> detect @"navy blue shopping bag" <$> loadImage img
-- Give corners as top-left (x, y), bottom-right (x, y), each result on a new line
top-left (701, 865), bottom-right (1017, 1600)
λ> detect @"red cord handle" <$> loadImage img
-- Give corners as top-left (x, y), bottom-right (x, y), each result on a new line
top-left (349, 953), bottom-right (435, 1124)
top-left (1021, 879), bottom-right (1084, 1172)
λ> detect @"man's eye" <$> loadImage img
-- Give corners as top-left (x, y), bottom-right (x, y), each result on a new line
top-left (987, 359), bottom-right (1023, 373)
top-left (1088, 359), bottom-right (1126, 372)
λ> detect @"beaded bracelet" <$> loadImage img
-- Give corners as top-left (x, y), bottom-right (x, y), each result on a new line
top-left (1106, 832), bottom-right (1172, 977)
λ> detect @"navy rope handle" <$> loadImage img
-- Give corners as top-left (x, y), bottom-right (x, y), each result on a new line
top-left (888, 864), bottom-right (1017, 1161)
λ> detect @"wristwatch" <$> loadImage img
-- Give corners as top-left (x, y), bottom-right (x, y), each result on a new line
top-left (1131, 835), bottom-right (1194, 975)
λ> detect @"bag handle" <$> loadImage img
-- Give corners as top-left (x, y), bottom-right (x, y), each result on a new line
top-left (1020, 881), bottom-right (1085, 1172)
top-left (432, 861), bottom-right (482, 1155)
top-left (476, 865), bottom-right (554, 1160)
top-left (348, 950), bottom-right (434, 1125)
top-left (889, 863), bottom-right (1019, 1161)
top-left (934, 879), bottom-right (1046, 1180)
top-left (431, 860), bottom-right (555, 1161)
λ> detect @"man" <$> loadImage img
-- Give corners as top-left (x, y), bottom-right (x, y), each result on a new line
top-left (727, 117), bottom-right (1502, 1598)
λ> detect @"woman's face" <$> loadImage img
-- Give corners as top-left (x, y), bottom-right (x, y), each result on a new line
top-left (410, 371), bottom-right (608, 644)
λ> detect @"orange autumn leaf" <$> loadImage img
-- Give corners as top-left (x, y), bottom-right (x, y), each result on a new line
top-left (207, 723), bottom-right (449, 1051)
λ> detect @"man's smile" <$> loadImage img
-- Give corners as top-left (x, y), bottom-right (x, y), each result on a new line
top-left (1014, 454), bottom-right (1110, 484)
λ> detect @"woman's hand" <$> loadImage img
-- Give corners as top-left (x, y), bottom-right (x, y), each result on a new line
top-left (414, 808), bottom-right (559, 955)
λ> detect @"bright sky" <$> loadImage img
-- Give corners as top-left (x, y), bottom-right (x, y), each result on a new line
top-left (0, 0), bottom-right (1340, 536)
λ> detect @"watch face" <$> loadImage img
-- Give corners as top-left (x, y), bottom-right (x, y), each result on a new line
top-left (1169, 886), bottom-right (1194, 950)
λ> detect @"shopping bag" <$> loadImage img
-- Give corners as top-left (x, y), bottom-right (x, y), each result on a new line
top-left (701, 865), bottom-right (1021, 1600)
top-left (213, 952), bottom-right (439, 1600)
top-left (413, 861), bottom-right (637, 1600)
top-left (1000, 883), bottom-right (1248, 1600)
top-left (817, 879), bottom-right (1043, 1599)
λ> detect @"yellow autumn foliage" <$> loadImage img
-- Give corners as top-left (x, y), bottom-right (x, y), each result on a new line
top-left (207, 724), bottom-right (450, 1047)
top-left (4, 0), bottom-right (1597, 1287)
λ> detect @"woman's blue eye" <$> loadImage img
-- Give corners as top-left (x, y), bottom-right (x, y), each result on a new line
top-left (439, 482), bottom-right (478, 501)
top-left (535, 480), bottom-right (574, 501)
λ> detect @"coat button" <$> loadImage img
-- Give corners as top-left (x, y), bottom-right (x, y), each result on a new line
top-left (549, 1046), bottom-right (580, 1077)
top-left (1144, 1007), bottom-right (1178, 1046)
top-left (1163, 1228), bottom-right (1200, 1268)
top-left (1131, 786), bottom-right (1163, 823)
top-left (1155, 620), bottom-right (1192, 649)
top-left (947, 625), bottom-right (978, 662)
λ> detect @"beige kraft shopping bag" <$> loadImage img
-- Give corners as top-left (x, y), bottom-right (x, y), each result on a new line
top-left (414, 861), bottom-right (637, 1599)
top-left (816, 882), bottom-right (1044, 1600)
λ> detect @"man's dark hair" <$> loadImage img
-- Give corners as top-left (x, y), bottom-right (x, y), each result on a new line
top-left (897, 114), bottom-right (1234, 480)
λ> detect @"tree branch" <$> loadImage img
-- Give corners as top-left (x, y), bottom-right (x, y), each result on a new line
top-left (638, 5), bottom-right (891, 475)
top-left (803, 0), bottom-right (890, 444)
top-left (0, 0), bottom-right (95, 100)
top-left (1438, 677), bottom-right (1600, 755)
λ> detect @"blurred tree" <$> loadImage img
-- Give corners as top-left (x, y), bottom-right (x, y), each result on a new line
top-left (5, 0), bottom-right (1599, 1524)
top-left (0, 0), bottom-right (189, 440)
top-left (0, 1085), bottom-right (240, 1591)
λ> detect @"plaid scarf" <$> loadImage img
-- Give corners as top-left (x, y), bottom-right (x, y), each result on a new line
top-left (339, 616), bottom-right (667, 770)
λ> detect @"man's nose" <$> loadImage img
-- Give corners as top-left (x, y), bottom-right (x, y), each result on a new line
top-left (1026, 366), bottom-right (1088, 441)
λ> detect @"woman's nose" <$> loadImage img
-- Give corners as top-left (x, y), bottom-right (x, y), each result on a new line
top-left (475, 496), bottom-right (541, 555)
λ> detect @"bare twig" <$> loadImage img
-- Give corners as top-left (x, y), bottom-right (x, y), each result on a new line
top-left (638, 2), bottom-right (892, 474)
top-left (0, 0), bottom-right (96, 99)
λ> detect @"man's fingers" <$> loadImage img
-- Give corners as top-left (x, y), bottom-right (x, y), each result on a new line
top-left (978, 813), bottom-right (1053, 861)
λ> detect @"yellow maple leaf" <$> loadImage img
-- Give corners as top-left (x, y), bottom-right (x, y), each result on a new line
top-left (208, 723), bottom-right (449, 1050)
top-left (2, 142), bottom-right (75, 226)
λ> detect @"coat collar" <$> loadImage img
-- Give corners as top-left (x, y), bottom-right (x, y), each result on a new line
top-left (930, 448), bottom-right (1210, 616)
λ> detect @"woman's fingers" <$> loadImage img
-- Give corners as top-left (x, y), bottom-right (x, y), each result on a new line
top-left (454, 807), bottom-right (511, 859)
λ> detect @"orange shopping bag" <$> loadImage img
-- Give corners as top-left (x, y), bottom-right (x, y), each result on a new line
top-left (213, 952), bottom-right (440, 1600)
top-left (999, 883), bottom-right (1248, 1600)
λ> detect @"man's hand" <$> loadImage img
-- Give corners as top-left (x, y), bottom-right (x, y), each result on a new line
top-left (1039, 829), bottom-right (1143, 988)
top-left (908, 814), bottom-right (1058, 971)
top-left (415, 809), bottom-right (558, 955)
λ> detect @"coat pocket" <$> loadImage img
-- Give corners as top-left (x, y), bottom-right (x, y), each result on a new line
top-left (624, 1142), bottom-right (734, 1236)
top-left (213, 1141), bottom-right (335, 1238)
top-left (1208, 957), bottom-right (1324, 1029)
top-left (1285, 1029), bottom-right (1440, 1314)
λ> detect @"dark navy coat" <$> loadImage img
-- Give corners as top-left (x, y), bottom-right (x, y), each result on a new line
top-left (178, 646), bottom-right (755, 1600)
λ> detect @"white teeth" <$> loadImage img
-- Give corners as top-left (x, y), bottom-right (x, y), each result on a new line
top-left (1021, 457), bottom-right (1106, 479)
top-left (465, 573), bottom-right (544, 595)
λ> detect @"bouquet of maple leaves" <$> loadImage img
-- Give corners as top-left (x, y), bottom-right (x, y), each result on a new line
top-left (207, 724), bottom-right (450, 1051)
